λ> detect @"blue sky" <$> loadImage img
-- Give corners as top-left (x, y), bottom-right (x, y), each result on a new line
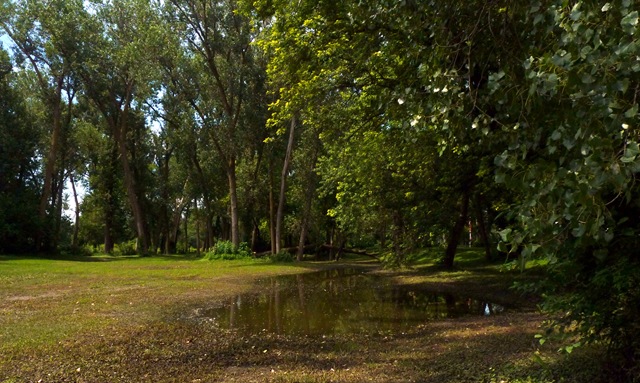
top-left (1, 33), bottom-right (14, 54)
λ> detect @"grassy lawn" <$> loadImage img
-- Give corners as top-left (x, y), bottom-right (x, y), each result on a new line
top-left (0, 251), bottom-right (608, 382)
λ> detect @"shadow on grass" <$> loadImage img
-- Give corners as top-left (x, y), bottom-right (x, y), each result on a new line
top-left (4, 311), bottom-right (608, 383)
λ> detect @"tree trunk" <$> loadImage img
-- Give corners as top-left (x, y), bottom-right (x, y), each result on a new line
top-left (70, 173), bottom-right (80, 247)
top-left (194, 199), bottom-right (201, 256)
top-left (112, 110), bottom-right (149, 255)
top-left (269, 163), bottom-right (277, 254)
top-left (52, 168), bottom-right (66, 250)
top-left (474, 194), bottom-right (493, 261)
top-left (296, 145), bottom-right (319, 261)
top-left (296, 216), bottom-right (310, 261)
top-left (36, 77), bottom-right (64, 252)
top-left (251, 218), bottom-right (260, 252)
top-left (276, 115), bottom-right (297, 254)
top-left (227, 158), bottom-right (240, 247)
top-left (443, 191), bottom-right (471, 269)
top-left (183, 206), bottom-right (189, 253)
top-left (205, 212), bottom-right (213, 251)
top-left (103, 147), bottom-right (117, 254)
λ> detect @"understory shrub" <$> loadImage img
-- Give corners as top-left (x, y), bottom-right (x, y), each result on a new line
top-left (113, 240), bottom-right (137, 256)
top-left (204, 241), bottom-right (252, 260)
top-left (267, 250), bottom-right (294, 263)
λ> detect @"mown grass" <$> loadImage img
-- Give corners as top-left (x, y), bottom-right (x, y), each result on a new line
top-left (0, 254), bottom-right (313, 353)
top-left (0, 250), bottom-right (609, 382)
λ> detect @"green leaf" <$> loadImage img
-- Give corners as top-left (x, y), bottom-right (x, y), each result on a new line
top-left (621, 11), bottom-right (639, 28)
top-left (499, 228), bottom-right (512, 242)
top-left (624, 104), bottom-right (638, 118)
top-left (570, 3), bottom-right (582, 21)
top-left (581, 73), bottom-right (595, 84)
top-left (622, 142), bottom-right (640, 163)
top-left (572, 224), bottom-right (586, 238)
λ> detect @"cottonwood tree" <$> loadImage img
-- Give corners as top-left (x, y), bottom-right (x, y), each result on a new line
top-left (0, 47), bottom-right (41, 253)
top-left (72, 0), bottom-right (167, 254)
top-left (1, 0), bottom-right (82, 251)
top-left (164, 0), bottom-right (264, 248)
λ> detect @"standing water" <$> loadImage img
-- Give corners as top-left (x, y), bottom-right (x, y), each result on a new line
top-left (181, 268), bottom-right (505, 336)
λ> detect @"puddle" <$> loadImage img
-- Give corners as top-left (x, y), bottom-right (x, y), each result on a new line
top-left (180, 268), bottom-right (506, 335)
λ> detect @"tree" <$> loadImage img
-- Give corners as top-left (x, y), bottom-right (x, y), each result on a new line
top-left (250, 0), bottom-right (517, 264)
top-left (72, 0), bottom-right (167, 254)
top-left (165, 0), bottom-right (264, 248)
top-left (0, 46), bottom-right (41, 253)
top-left (493, 2), bottom-right (640, 369)
top-left (1, 0), bottom-right (82, 251)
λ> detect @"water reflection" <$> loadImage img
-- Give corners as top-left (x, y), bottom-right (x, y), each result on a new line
top-left (185, 268), bottom-right (505, 335)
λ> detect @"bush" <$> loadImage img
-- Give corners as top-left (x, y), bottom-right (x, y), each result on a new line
top-left (268, 250), bottom-right (294, 263)
top-left (204, 241), bottom-right (252, 260)
top-left (113, 240), bottom-right (137, 256)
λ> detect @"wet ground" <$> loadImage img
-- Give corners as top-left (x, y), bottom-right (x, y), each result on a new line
top-left (1, 258), bottom-right (608, 383)
top-left (178, 268), bottom-right (508, 336)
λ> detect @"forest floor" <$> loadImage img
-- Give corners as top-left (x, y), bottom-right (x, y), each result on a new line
top-left (0, 251), bottom-right (611, 383)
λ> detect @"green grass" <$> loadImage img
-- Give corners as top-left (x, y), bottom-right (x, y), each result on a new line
top-left (0, 252), bottom-right (609, 383)
top-left (0, 254), bottom-right (311, 354)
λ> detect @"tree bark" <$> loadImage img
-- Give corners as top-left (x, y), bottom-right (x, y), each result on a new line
top-left (275, 115), bottom-right (297, 254)
top-left (268, 162), bottom-right (277, 254)
top-left (100, 84), bottom-right (149, 255)
top-left (227, 158), bottom-right (240, 247)
top-left (70, 173), bottom-right (80, 247)
top-left (194, 199), bottom-right (201, 256)
top-left (36, 76), bottom-right (64, 252)
top-left (114, 118), bottom-right (149, 255)
top-left (474, 194), bottom-right (493, 261)
top-left (443, 191), bottom-right (470, 269)
top-left (103, 146), bottom-right (118, 254)
top-left (52, 167), bottom-right (66, 250)
top-left (296, 144), bottom-right (319, 261)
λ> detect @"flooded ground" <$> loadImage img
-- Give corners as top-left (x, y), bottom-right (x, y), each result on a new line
top-left (180, 268), bottom-right (507, 335)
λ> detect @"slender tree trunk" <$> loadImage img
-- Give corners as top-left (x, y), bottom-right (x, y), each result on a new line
top-left (112, 112), bottom-right (149, 255)
top-left (103, 146), bottom-right (117, 254)
top-left (36, 78), bottom-right (64, 252)
top-left (443, 191), bottom-right (471, 269)
top-left (183, 206), bottom-right (189, 254)
top-left (276, 116), bottom-right (297, 254)
top-left (205, 213), bottom-right (213, 251)
top-left (269, 163), bottom-right (277, 254)
top-left (474, 194), bottom-right (493, 261)
top-left (70, 173), bottom-right (80, 247)
top-left (296, 216), bottom-right (310, 261)
top-left (52, 168), bottom-right (66, 250)
top-left (296, 146), bottom-right (319, 261)
top-left (251, 219), bottom-right (260, 252)
top-left (227, 158), bottom-right (240, 247)
top-left (194, 199), bottom-right (201, 256)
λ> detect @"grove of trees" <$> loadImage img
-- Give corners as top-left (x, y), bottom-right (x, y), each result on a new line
top-left (1, 0), bottom-right (639, 376)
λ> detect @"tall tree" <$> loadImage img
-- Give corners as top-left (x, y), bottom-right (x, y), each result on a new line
top-left (166, 0), bottom-right (262, 247)
top-left (1, 0), bottom-right (81, 251)
top-left (0, 46), bottom-right (41, 253)
top-left (73, 0), bottom-right (166, 254)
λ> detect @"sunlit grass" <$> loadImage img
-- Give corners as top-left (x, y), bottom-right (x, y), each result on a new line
top-left (0, 254), bottom-right (311, 354)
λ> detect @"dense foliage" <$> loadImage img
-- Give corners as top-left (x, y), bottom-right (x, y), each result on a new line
top-left (1, 0), bottom-right (639, 376)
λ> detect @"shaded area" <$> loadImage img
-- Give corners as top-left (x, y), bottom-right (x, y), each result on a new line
top-left (178, 268), bottom-right (506, 336)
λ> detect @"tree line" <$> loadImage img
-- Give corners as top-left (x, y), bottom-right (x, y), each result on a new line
top-left (1, 0), bottom-right (640, 374)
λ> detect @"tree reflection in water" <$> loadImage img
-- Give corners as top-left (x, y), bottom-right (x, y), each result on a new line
top-left (186, 268), bottom-right (506, 335)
